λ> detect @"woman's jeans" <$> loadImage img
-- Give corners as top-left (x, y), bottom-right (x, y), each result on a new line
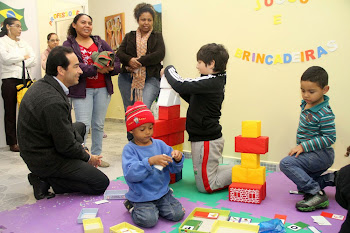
top-left (130, 190), bottom-right (185, 228)
top-left (118, 73), bottom-right (160, 140)
top-left (279, 147), bottom-right (335, 195)
top-left (72, 87), bottom-right (111, 155)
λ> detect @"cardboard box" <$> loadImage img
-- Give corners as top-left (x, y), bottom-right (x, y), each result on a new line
top-left (104, 190), bottom-right (128, 200)
top-left (83, 217), bottom-right (103, 233)
top-left (110, 222), bottom-right (144, 233)
top-left (211, 220), bottom-right (259, 233)
top-left (178, 207), bottom-right (230, 233)
top-left (77, 208), bottom-right (99, 224)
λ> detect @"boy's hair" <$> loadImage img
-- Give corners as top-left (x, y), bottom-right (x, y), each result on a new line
top-left (196, 43), bottom-right (229, 73)
top-left (301, 66), bottom-right (328, 88)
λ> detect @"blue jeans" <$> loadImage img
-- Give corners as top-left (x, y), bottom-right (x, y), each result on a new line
top-left (130, 190), bottom-right (185, 228)
top-left (118, 73), bottom-right (160, 140)
top-left (279, 148), bottom-right (335, 195)
top-left (72, 87), bottom-right (111, 155)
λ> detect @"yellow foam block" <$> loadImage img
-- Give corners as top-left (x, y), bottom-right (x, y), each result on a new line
top-left (232, 165), bottom-right (248, 183)
top-left (241, 153), bottom-right (260, 169)
top-left (232, 165), bottom-right (266, 185)
top-left (172, 143), bottom-right (183, 152)
top-left (247, 166), bottom-right (266, 185)
top-left (83, 217), bottom-right (103, 233)
top-left (242, 120), bottom-right (261, 138)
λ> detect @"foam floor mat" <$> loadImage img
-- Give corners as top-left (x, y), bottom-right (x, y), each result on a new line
top-left (0, 159), bottom-right (346, 233)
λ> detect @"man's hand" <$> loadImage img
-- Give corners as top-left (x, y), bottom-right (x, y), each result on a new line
top-left (149, 154), bottom-right (173, 167)
top-left (288, 144), bottom-right (304, 158)
top-left (88, 153), bottom-right (103, 167)
top-left (171, 150), bottom-right (182, 162)
top-left (128, 57), bottom-right (142, 69)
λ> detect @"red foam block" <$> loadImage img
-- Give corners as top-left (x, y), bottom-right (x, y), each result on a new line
top-left (229, 182), bottom-right (266, 204)
top-left (159, 105), bottom-right (180, 120)
top-left (154, 135), bottom-right (169, 145)
top-left (153, 120), bottom-right (171, 137)
top-left (168, 131), bottom-right (184, 146)
top-left (171, 117), bottom-right (186, 133)
top-left (235, 136), bottom-right (269, 154)
top-left (262, 182), bottom-right (266, 200)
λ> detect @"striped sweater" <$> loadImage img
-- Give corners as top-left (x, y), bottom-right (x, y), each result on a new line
top-left (296, 95), bottom-right (336, 152)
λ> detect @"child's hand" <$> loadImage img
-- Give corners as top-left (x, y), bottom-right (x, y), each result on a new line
top-left (160, 68), bottom-right (165, 77)
top-left (288, 144), bottom-right (304, 158)
top-left (171, 150), bottom-right (183, 162)
top-left (149, 154), bottom-right (173, 167)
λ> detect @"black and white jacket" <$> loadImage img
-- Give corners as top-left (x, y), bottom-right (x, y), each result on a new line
top-left (164, 65), bottom-right (226, 142)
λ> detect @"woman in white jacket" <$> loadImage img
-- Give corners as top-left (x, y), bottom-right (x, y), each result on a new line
top-left (0, 17), bottom-right (36, 152)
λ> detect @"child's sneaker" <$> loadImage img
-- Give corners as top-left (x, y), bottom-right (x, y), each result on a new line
top-left (123, 199), bottom-right (134, 213)
top-left (296, 190), bottom-right (329, 212)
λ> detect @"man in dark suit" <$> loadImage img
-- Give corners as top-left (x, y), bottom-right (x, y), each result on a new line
top-left (17, 46), bottom-right (110, 200)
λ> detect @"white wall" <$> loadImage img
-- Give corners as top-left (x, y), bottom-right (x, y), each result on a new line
top-left (161, 0), bottom-right (350, 169)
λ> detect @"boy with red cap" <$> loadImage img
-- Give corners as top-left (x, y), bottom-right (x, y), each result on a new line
top-left (122, 101), bottom-right (185, 228)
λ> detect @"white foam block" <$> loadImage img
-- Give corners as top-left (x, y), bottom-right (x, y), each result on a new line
top-left (160, 74), bottom-right (172, 89)
top-left (154, 165), bottom-right (164, 171)
top-left (157, 89), bottom-right (181, 107)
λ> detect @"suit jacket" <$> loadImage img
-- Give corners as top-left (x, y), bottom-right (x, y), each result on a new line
top-left (17, 75), bottom-right (90, 177)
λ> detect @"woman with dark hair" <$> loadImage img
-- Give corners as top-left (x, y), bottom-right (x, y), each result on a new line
top-left (116, 2), bottom-right (165, 141)
top-left (63, 13), bottom-right (121, 167)
top-left (0, 17), bottom-right (36, 152)
top-left (41, 33), bottom-right (60, 70)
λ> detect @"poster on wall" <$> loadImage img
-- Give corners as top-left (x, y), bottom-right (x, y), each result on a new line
top-left (105, 13), bottom-right (125, 52)
top-left (153, 3), bottom-right (162, 33)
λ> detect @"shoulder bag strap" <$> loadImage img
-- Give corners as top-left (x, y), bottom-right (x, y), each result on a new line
top-left (26, 67), bottom-right (31, 81)
top-left (22, 60), bottom-right (26, 85)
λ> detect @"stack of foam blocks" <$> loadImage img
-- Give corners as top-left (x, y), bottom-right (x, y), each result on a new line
top-left (229, 120), bottom-right (269, 204)
top-left (153, 75), bottom-right (186, 184)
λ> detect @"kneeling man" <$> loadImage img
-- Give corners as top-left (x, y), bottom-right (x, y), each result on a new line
top-left (18, 46), bottom-right (110, 200)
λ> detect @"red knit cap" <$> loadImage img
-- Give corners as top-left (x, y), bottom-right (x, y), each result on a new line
top-left (125, 101), bottom-right (155, 131)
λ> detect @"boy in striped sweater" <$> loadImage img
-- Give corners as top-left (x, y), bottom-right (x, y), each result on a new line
top-left (280, 66), bottom-right (336, 212)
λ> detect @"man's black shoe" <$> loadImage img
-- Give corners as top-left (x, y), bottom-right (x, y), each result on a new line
top-left (28, 173), bottom-right (55, 200)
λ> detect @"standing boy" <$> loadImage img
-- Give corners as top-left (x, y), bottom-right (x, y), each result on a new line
top-left (122, 101), bottom-right (185, 228)
top-left (280, 66), bottom-right (336, 212)
top-left (162, 43), bottom-right (232, 193)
